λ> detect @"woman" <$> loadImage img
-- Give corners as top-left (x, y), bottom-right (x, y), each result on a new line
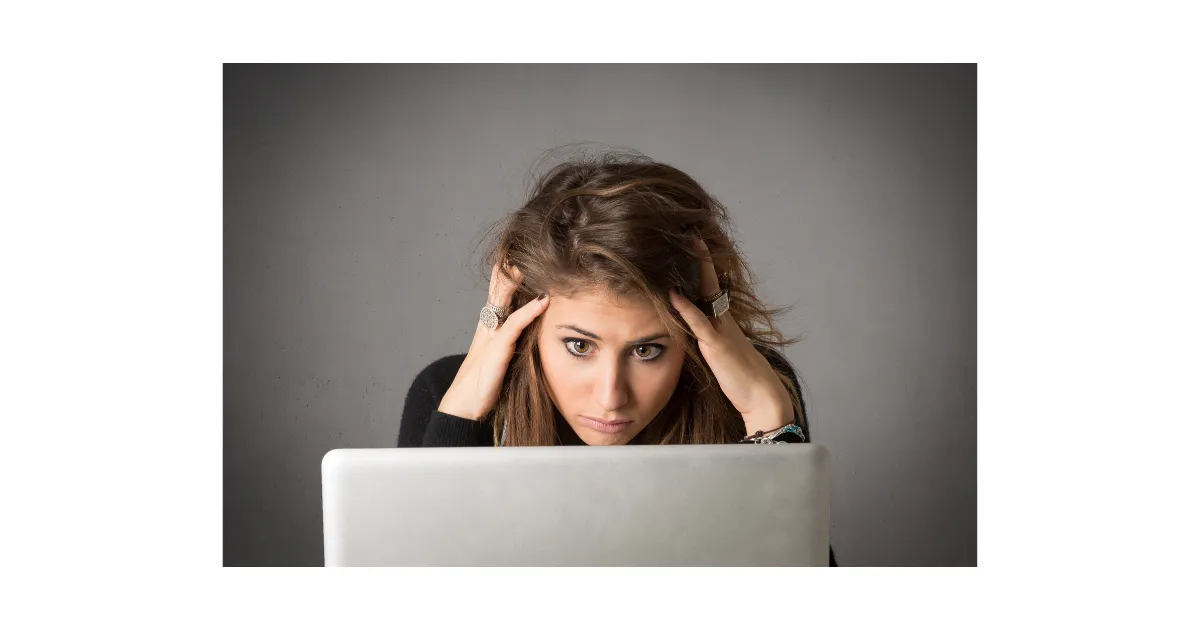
top-left (398, 151), bottom-right (836, 564)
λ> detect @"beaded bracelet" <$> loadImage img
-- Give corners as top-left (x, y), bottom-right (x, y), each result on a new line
top-left (741, 423), bottom-right (806, 444)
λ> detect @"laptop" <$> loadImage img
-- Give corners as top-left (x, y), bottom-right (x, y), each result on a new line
top-left (321, 443), bottom-right (831, 566)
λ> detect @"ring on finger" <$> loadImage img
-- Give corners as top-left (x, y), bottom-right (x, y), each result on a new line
top-left (479, 302), bottom-right (509, 330)
top-left (694, 271), bottom-right (731, 319)
top-left (694, 288), bottom-right (730, 319)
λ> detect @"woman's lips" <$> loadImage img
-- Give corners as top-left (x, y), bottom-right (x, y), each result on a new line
top-left (580, 416), bottom-right (633, 434)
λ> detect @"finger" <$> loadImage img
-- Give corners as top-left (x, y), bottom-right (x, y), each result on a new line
top-left (487, 260), bottom-right (523, 309)
top-left (496, 293), bottom-right (549, 345)
top-left (470, 262), bottom-right (521, 354)
top-left (691, 233), bottom-right (721, 299)
top-left (668, 288), bottom-right (723, 349)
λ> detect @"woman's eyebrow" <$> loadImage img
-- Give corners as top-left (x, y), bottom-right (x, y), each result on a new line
top-left (556, 325), bottom-right (668, 346)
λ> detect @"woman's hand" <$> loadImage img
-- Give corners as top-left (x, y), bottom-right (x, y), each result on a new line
top-left (438, 261), bottom-right (549, 420)
top-left (668, 235), bottom-right (795, 435)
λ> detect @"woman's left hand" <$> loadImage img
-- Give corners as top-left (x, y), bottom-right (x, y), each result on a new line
top-left (668, 235), bottom-right (795, 435)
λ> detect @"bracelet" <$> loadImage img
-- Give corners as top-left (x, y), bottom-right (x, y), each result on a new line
top-left (741, 423), bottom-right (806, 444)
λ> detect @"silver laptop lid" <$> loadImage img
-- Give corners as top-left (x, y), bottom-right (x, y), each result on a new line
top-left (322, 444), bottom-right (830, 566)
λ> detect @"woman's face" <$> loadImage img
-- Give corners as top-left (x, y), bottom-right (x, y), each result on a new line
top-left (537, 288), bottom-right (686, 445)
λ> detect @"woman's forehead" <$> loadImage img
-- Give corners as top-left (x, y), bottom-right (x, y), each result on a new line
top-left (543, 289), bottom-right (663, 335)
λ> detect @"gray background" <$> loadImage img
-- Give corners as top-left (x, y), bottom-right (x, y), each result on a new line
top-left (224, 64), bottom-right (976, 567)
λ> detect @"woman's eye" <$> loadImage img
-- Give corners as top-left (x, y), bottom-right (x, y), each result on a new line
top-left (633, 345), bottom-right (663, 361)
top-left (564, 339), bottom-right (663, 361)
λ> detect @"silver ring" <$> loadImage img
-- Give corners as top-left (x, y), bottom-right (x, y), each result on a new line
top-left (479, 303), bottom-right (508, 330)
top-left (695, 289), bottom-right (730, 319)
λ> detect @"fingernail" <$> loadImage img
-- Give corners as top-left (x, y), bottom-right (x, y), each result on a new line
top-left (538, 293), bottom-right (547, 300)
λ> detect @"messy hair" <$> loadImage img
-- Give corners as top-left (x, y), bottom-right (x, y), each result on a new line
top-left (480, 148), bottom-right (803, 446)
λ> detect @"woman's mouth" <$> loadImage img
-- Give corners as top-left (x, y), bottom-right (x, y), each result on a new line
top-left (580, 416), bottom-right (633, 434)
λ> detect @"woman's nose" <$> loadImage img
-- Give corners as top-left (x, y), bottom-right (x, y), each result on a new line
top-left (596, 361), bottom-right (629, 412)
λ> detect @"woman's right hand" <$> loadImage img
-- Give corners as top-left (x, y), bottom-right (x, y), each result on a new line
top-left (437, 261), bottom-right (549, 421)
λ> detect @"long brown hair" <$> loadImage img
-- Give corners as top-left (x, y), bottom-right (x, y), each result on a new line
top-left (480, 148), bottom-right (803, 446)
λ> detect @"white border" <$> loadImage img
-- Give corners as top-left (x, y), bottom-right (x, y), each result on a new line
top-left (4, 1), bottom-right (1198, 627)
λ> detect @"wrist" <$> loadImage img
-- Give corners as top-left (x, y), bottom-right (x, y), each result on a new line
top-left (437, 391), bottom-right (486, 421)
top-left (742, 417), bottom-right (790, 435)
top-left (741, 402), bottom-right (792, 435)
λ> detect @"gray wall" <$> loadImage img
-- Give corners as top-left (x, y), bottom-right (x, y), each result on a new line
top-left (224, 64), bottom-right (976, 567)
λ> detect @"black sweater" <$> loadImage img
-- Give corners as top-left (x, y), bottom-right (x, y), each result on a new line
top-left (396, 350), bottom-right (838, 565)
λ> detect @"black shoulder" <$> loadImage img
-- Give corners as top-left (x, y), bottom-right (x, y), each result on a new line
top-left (418, 353), bottom-right (468, 397)
top-left (398, 353), bottom-right (467, 447)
